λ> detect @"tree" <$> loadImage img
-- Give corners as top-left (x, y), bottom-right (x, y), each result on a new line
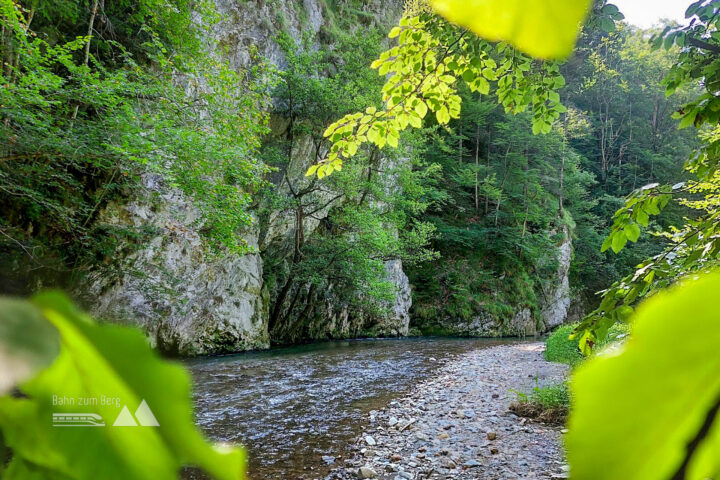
top-left (260, 31), bottom-right (437, 341)
top-left (575, 0), bottom-right (720, 352)
top-left (305, 3), bottom-right (570, 179)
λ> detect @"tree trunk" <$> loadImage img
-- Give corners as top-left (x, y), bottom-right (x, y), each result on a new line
top-left (9, 6), bottom-right (35, 82)
top-left (494, 145), bottom-right (511, 227)
top-left (474, 124), bottom-right (481, 212)
top-left (71, 0), bottom-right (101, 122)
top-left (269, 202), bottom-right (305, 333)
top-left (558, 114), bottom-right (567, 215)
top-left (485, 128), bottom-right (491, 215)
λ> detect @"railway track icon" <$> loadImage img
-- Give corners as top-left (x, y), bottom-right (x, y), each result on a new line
top-left (52, 413), bottom-right (105, 427)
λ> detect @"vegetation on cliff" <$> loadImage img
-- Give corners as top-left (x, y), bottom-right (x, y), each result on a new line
top-left (0, 0), bottom-right (273, 294)
top-left (0, 0), bottom-right (700, 337)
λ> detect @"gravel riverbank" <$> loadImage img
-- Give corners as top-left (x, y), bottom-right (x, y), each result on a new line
top-left (326, 343), bottom-right (569, 480)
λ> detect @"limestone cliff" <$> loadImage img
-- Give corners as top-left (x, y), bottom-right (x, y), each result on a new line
top-left (87, 0), bottom-right (406, 355)
top-left (86, 174), bottom-right (268, 355)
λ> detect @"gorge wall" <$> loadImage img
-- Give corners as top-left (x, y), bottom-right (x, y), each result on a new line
top-left (85, 0), bottom-right (573, 355)
top-left (409, 226), bottom-right (575, 338)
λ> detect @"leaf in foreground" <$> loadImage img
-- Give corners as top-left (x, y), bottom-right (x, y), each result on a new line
top-left (0, 292), bottom-right (244, 480)
top-left (0, 298), bottom-right (59, 394)
top-left (566, 272), bottom-right (720, 479)
top-left (429, 0), bottom-right (593, 59)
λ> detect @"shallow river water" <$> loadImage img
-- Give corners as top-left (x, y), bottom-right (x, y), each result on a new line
top-left (186, 337), bottom-right (515, 479)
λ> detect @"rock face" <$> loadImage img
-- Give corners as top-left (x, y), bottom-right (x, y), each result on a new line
top-left (86, 174), bottom-right (269, 355)
top-left (86, 0), bottom-right (407, 355)
top-left (379, 260), bottom-right (412, 337)
top-left (539, 227), bottom-right (573, 331)
top-left (412, 226), bottom-right (574, 338)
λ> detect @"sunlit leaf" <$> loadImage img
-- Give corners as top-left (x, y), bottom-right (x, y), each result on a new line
top-left (611, 230), bottom-right (627, 253)
top-left (567, 272), bottom-right (720, 480)
top-left (429, 0), bottom-right (593, 59)
top-left (624, 223), bottom-right (641, 243)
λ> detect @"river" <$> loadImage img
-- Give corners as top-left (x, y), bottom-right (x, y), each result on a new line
top-left (186, 337), bottom-right (513, 479)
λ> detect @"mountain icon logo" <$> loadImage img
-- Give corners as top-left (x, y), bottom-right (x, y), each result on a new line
top-left (112, 400), bottom-right (159, 427)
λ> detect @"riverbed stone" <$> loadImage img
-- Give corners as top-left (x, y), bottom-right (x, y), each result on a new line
top-left (327, 343), bottom-right (568, 480)
top-left (358, 466), bottom-right (377, 478)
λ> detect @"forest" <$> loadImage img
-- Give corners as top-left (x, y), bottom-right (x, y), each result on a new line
top-left (1, 0), bottom-right (720, 479)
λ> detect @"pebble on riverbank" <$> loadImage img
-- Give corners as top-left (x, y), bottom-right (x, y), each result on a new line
top-left (325, 343), bottom-right (569, 480)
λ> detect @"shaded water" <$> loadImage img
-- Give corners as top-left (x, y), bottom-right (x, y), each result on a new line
top-left (187, 337), bottom-right (513, 479)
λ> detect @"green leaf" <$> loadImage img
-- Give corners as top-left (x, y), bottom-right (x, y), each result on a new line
top-left (435, 106), bottom-right (451, 124)
top-left (611, 230), bottom-right (628, 253)
top-left (635, 208), bottom-right (650, 227)
top-left (645, 197), bottom-right (661, 215)
top-left (408, 113), bottom-right (422, 128)
top-left (305, 164), bottom-right (319, 177)
top-left (601, 234), bottom-right (613, 253)
top-left (462, 69), bottom-right (476, 83)
top-left (567, 271), bottom-right (720, 480)
top-left (429, 0), bottom-right (593, 59)
top-left (624, 223), bottom-right (641, 243)
top-left (415, 101), bottom-right (428, 119)
top-left (0, 298), bottom-right (59, 394)
top-left (0, 292), bottom-right (245, 480)
top-left (679, 112), bottom-right (697, 129)
top-left (599, 17), bottom-right (616, 33)
top-left (387, 132), bottom-right (399, 148)
top-left (476, 77), bottom-right (490, 95)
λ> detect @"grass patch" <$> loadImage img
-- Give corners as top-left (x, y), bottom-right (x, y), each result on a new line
top-left (510, 381), bottom-right (570, 426)
top-left (517, 322), bottom-right (632, 425)
top-left (527, 382), bottom-right (570, 408)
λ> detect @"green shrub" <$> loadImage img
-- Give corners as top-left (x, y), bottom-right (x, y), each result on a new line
top-left (529, 382), bottom-right (571, 408)
top-left (545, 322), bottom-right (631, 368)
top-left (545, 324), bottom-right (583, 366)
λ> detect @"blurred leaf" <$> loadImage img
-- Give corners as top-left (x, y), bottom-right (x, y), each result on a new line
top-left (429, 0), bottom-right (593, 59)
top-left (0, 298), bottom-right (59, 394)
top-left (0, 292), bottom-right (245, 480)
top-left (567, 272), bottom-right (720, 480)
